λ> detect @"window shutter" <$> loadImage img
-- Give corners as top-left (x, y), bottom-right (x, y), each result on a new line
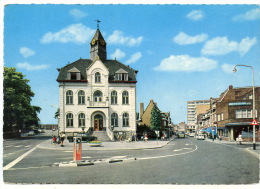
top-left (67, 72), bottom-right (71, 80)
top-left (76, 73), bottom-right (80, 80)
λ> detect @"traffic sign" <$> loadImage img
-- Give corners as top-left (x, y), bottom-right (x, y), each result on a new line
top-left (250, 119), bottom-right (259, 125)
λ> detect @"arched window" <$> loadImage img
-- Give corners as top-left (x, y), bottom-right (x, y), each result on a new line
top-left (111, 91), bottom-right (117, 105)
top-left (95, 72), bottom-right (101, 83)
top-left (78, 90), bottom-right (85, 104)
top-left (122, 91), bottom-right (129, 105)
top-left (123, 113), bottom-right (129, 127)
top-left (111, 113), bottom-right (118, 127)
top-left (93, 90), bottom-right (103, 102)
top-left (78, 113), bottom-right (85, 127)
top-left (66, 113), bottom-right (73, 127)
top-left (66, 90), bottom-right (73, 104)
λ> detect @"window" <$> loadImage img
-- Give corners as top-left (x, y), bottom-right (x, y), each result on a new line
top-left (66, 90), bottom-right (73, 104)
top-left (235, 109), bottom-right (252, 118)
top-left (111, 91), bottom-right (117, 104)
top-left (66, 113), bottom-right (73, 127)
top-left (78, 90), bottom-right (85, 104)
top-left (123, 113), bottom-right (129, 127)
top-left (67, 72), bottom-right (81, 80)
top-left (122, 91), bottom-right (129, 104)
top-left (94, 90), bottom-right (103, 102)
top-left (111, 113), bottom-right (118, 127)
top-left (95, 72), bottom-right (101, 83)
top-left (78, 113), bottom-right (85, 127)
top-left (115, 73), bottom-right (128, 81)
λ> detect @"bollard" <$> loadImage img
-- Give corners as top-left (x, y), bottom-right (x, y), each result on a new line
top-left (73, 137), bottom-right (82, 161)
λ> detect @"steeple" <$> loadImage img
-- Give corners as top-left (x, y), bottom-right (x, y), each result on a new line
top-left (90, 20), bottom-right (107, 62)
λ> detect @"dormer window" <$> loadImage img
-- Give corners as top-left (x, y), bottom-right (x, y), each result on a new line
top-left (67, 67), bottom-right (81, 80)
top-left (115, 68), bottom-right (128, 81)
top-left (95, 72), bottom-right (101, 83)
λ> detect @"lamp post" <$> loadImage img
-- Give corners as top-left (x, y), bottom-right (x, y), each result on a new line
top-left (233, 64), bottom-right (256, 150)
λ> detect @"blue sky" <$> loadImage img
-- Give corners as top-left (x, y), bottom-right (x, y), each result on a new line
top-left (3, 4), bottom-right (260, 124)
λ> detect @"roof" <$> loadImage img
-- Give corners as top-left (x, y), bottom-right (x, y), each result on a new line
top-left (57, 58), bottom-right (138, 82)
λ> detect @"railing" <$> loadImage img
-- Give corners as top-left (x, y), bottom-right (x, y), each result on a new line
top-left (106, 126), bottom-right (114, 141)
top-left (88, 101), bottom-right (108, 107)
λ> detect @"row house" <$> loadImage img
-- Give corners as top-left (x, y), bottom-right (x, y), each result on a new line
top-left (139, 100), bottom-right (172, 135)
top-left (197, 85), bottom-right (260, 141)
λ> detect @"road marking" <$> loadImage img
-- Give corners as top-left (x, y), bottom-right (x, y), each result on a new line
top-left (64, 151), bottom-right (73, 153)
top-left (3, 147), bottom-right (37, 171)
top-left (173, 149), bottom-right (183, 152)
top-left (140, 143), bottom-right (198, 161)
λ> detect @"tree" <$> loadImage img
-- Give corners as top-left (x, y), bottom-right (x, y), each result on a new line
top-left (150, 104), bottom-right (161, 131)
top-left (3, 67), bottom-right (41, 132)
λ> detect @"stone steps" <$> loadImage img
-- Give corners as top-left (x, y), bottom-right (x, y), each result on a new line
top-left (92, 131), bottom-right (111, 142)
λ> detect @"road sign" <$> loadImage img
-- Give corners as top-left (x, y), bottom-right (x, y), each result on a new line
top-left (250, 119), bottom-right (259, 125)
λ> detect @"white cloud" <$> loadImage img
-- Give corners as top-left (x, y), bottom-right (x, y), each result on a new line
top-left (126, 52), bottom-right (142, 64)
top-left (16, 62), bottom-right (49, 71)
top-left (111, 49), bottom-right (126, 60)
top-left (233, 8), bottom-right (260, 21)
top-left (154, 55), bottom-right (217, 72)
top-left (186, 10), bottom-right (204, 21)
top-left (20, 47), bottom-right (35, 58)
top-left (69, 9), bottom-right (87, 20)
top-left (107, 30), bottom-right (143, 46)
top-left (201, 37), bottom-right (257, 56)
top-left (221, 64), bottom-right (235, 74)
top-left (40, 23), bottom-right (95, 44)
top-left (173, 32), bottom-right (208, 45)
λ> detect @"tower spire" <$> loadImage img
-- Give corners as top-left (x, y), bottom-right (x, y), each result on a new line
top-left (95, 19), bottom-right (101, 30)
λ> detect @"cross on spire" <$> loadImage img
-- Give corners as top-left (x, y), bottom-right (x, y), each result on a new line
top-left (95, 19), bottom-right (101, 29)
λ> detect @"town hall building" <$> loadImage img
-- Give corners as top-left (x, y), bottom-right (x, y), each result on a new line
top-left (56, 26), bottom-right (138, 141)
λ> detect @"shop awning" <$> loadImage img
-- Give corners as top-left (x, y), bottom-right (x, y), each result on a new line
top-left (225, 122), bottom-right (251, 127)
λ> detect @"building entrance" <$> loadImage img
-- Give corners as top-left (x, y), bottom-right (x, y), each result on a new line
top-left (94, 114), bottom-right (103, 131)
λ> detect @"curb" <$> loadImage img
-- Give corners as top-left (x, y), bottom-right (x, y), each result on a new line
top-left (57, 157), bottom-right (137, 167)
top-left (37, 140), bottom-right (171, 151)
top-left (245, 148), bottom-right (260, 160)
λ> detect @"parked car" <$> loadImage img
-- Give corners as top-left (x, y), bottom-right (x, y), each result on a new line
top-left (189, 132), bottom-right (195, 137)
top-left (67, 133), bottom-right (97, 143)
top-left (196, 134), bottom-right (205, 140)
top-left (27, 131), bottom-right (35, 136)
top-left (177, 131), bottom-right (185, 138)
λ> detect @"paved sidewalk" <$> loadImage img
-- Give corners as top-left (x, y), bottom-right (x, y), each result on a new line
top-left (37, 139), bottom-right (170, 151)
top-left (205, 138), bottom-right (260, 159)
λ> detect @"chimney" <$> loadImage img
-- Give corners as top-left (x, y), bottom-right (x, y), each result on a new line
top-left (229, 85), bottom-right (233, 90)
top-left (140, 103), bottom-right (144, 117)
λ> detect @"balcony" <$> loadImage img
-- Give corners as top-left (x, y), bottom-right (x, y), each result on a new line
top-left (88, 101), bottom-right (109, 108)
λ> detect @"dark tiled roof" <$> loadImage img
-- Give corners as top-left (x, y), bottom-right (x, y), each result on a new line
top-left (57, 59), bottom-right (137, 82)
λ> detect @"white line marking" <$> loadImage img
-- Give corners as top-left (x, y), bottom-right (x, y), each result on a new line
top-left (140, 145), bottom-right (198, 161)
top-left (64, 151), bottom-right (73, 153)
top-left (3, 147), bottom-right (37, 171)
top-left (173, 149), bottom-right (183, 152)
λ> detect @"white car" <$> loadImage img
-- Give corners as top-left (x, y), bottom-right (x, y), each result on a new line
top-left (189, 132), bottom-right (195, 137)
top-left (197, 134), bottom-right (205, 140)
top-left (27, 131), bottom-right (35, 136)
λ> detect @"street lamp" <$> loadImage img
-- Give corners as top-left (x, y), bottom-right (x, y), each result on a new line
top-left (233, 64), bottom-right (256, 150)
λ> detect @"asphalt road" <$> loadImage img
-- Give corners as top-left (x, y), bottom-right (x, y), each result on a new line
top-left (3, 133), bottom-right (259, 185)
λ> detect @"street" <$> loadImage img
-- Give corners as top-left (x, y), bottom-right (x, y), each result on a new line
top-left (3, 132), bottom-right (259, 185)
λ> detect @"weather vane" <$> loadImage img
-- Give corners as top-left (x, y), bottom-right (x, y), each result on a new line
top-left (95, 19), bottom-right (101, 29)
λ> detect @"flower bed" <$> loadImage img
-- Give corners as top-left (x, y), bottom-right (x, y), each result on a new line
top-left (89, 141), bottom-right (102, 147)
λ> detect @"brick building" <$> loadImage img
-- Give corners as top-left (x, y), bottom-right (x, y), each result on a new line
top-left (216, 85), bottom-right (260, 141)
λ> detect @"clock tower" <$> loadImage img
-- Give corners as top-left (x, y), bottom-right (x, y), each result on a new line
top-left (90, 27), bottom-right (107, 62)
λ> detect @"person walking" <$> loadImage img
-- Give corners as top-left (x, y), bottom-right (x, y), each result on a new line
top-left (59, 131), bottom-right (66, 147)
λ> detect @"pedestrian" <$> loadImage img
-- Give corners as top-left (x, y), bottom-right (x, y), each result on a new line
top-left (59, 131), bottom-right (66, 147)
top-left (120, 135), bottom-right (123, 143)
top-left (52, 135), bottom-right (57, 145)
top-left (144, 134), bottom-right (148, 142)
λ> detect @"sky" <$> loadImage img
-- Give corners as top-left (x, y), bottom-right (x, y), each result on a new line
top-left (3, 3), bottom-right (260, 125)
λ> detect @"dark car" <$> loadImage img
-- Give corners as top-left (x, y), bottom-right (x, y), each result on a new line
top-left (67, 133), bottom-right (97, 143)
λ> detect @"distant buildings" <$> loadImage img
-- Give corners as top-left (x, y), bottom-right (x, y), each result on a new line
top-left (191, 85), bottom-right (260, 141)
top-left (139, 100), bottom-right (172, 136)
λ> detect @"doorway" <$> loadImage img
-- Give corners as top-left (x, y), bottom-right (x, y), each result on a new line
top-left (94, 114), bottom-right (103, 131)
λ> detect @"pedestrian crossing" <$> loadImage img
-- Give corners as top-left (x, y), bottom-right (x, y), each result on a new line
top-left (4, 145), bottom-right (33, 148)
